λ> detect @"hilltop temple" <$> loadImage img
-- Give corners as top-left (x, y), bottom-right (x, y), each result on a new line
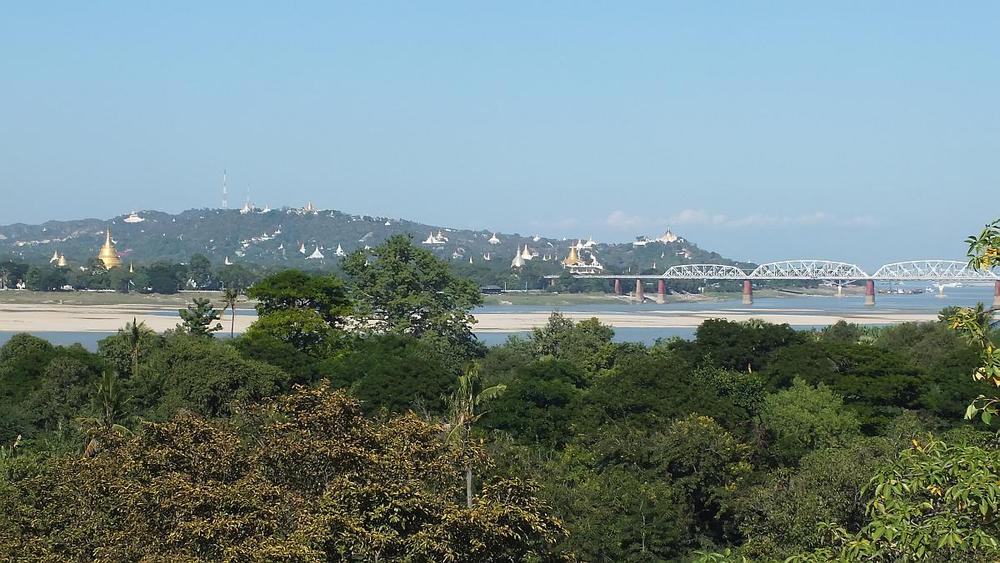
top-left (97, 228), bottom-right (122, 269)
top-left (561, 241), bottom-right (604, 274)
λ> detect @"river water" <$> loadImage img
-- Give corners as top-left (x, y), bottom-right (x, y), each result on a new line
top-left (1, 283), bottom-right (995, 350)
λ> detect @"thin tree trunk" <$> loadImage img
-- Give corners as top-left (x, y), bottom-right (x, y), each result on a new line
top-left (466, 465), bottom-right (473, 508)
top-left (230, 307), bottom-right (236, 339)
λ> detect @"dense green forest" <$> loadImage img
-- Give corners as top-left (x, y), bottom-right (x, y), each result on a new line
top-left (2, 228), bottom-right (1000, 561)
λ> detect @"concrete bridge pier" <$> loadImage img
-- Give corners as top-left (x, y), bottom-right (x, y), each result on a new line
top-left (657, 279), bottom-right (667, 304)
top-left (864, 280), bottom-right (876, 306)
top-left (994, 280), bottom-right (1000, 308)
top-left (635, 279), bottom-right (644, 302)
top-left (613, 278), bottom-right (622, 295)
top-left (742, 280), bottom-right (753, 305)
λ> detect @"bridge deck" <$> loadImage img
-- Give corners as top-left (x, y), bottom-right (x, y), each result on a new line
top-left (545, 260), bottom-right (997, 282)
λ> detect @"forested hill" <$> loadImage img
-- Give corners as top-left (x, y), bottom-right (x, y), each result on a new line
top-left (0, 206), bottom-right (749, 273)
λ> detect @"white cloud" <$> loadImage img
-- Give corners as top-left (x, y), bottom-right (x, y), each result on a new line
top-left (845, 215), bottom-right (879, 227)
top-left (666, 209), bottom-right (875, 229)
top-left (600, 208), bottom-right (878, 235)
top-left (605, 210), bottom-right (648, 229)
top-left (669, 209), bottom-right (728, 226)
top-left (529, 217), bottom-right (578, 230)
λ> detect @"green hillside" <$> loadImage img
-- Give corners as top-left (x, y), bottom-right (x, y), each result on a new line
top-left (0, 206), bottom-right (750, 280)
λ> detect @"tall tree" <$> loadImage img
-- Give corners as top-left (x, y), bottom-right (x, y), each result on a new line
top-left (125, 317), bottom-right (150, 377)
top-left (447, 363), bottom-right (506, 508)
top-left (177, 298), bottom-right (223, 337)
top-left (220, 287), bottom-right (241, 339)
top-left (187, 253), bottom-right (214, 289)
top-left (77, 371), bottom-right (132, 457)
top-left (342, 234), bottom-right (483, 348)
top-left (246, 269), bottom-right (349, 327)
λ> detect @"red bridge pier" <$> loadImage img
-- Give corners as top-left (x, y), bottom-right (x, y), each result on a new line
top-left (635, 279), bottom-right (644, 302)
top-left (864, 279), bottom-right (876, 306)
top-left (657, 279), bottom-right (667, 304)
top-left (742, 280), bottom-right (753, 305)
top-left (994, 280), bottom-right (1000, 308)
top-left (613, 278), bottom-right (622, 295)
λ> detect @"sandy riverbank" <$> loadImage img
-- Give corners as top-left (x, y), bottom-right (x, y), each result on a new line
top-left (0, 303), bottom-right (249, 333)
top-left (472, 310), bottom-right (937, 331)
top-left (0, 302), bottom-right (937, 334)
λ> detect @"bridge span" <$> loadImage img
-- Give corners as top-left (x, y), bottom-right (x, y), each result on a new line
top-left (556, 260), bottom-right (1000, 306)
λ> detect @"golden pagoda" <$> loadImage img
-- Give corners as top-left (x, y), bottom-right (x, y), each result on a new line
top-left (97, 228), bottom-right (122, 269)
top-left (562, 245), bottom-right (581, 267)
top-left (56, 253), bottom-right (68, 268)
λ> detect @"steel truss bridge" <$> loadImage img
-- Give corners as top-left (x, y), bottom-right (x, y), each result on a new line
top-left (574, 260), bottom-right (999, 282)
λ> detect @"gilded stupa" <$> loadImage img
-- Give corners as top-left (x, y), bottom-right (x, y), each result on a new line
top-left (562, 245), bottom-right (581, 267)
top-left (97, 228), bottom-right (122, 269)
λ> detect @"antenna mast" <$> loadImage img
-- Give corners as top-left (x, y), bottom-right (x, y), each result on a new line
top-left (222, 169), bottom-right (228, 209)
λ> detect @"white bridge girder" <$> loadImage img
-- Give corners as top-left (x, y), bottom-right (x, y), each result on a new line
top-left (747, 260), bottom-right (868, 281)
top-left (573, 259), bottom-right (997, 282)
top-left (870, 260), bottom-right (998, 281)
top-left (662, 264), bottom-right (749, 279)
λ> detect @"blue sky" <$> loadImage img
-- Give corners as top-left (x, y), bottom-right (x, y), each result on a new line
top-left (1, 2), bottom-right (997, 268)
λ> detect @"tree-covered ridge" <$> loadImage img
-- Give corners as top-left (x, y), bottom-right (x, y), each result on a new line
top-left (1, 232), bottom-right (999, 561)
top-left (0, 206), bottom-right (745, 280)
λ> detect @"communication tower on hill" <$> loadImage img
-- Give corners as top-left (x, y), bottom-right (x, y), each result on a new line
top-left (222, 169), bottom-right (228, 209)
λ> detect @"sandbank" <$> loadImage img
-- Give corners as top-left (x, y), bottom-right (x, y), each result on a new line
top-left (0, 302), bottom-right (938, 334)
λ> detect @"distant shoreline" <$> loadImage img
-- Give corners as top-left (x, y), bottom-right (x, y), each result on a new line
top-left (0, 299), bottom-right (936, 335)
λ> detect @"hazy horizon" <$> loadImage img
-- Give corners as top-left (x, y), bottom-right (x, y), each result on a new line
top-left (2, 2), bottom-right (997, 265)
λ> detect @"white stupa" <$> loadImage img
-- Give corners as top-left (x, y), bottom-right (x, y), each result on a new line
top-left (123, 211), bottom-right (145, 224)
top-left (306, 246), bottom-right (325, 260)
top-left (422, 231), bottom-right (449, 245)
top-left (298, 242), bottom-right (306, 254)
top-left (49, 250), bottom-right (60, 263)
top-left (520, 245), bottom-right (534, 261)
top-left (488, 233), bottom-right (501, 245)
top-left (510, 246), bottom-right (526, 269)
top-left (335, 244), bottom-right (346, 257)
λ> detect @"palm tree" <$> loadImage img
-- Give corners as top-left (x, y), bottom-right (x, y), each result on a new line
top-left (446, 363), bottom-right (506, 508)
top-left (78, 371), bottom-right (133, 457)
top-left (124, 317), bottom-right (149, 378)
top-left (221, 287), bottom-right (241, 339)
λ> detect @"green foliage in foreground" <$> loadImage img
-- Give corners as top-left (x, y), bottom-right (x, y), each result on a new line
top-left (1, 221), bottom-right (999, 561)
top-left (789, 437), bottom-right (1000, 562)
top-left (0, 386), bottom-right (566, 561)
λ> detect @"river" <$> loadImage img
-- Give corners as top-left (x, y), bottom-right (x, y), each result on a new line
top-left (0, 283), bottom-right (994, 350)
